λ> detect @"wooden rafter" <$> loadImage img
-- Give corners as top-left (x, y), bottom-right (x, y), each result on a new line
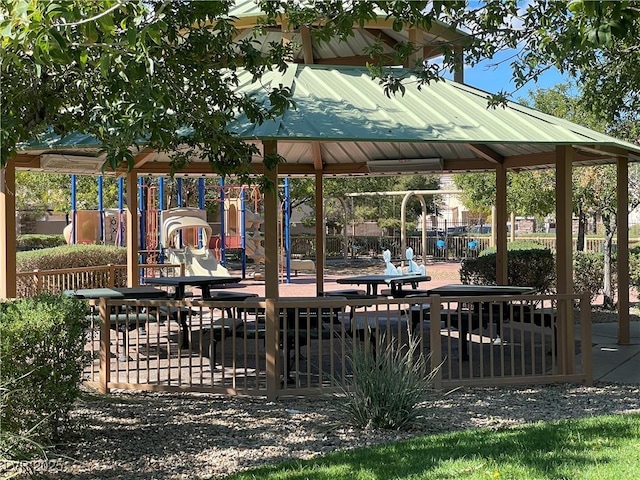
top-left (466, 143), bottom-right (504, 164)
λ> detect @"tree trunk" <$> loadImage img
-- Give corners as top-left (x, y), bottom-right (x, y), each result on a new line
top-left (602, 215), bottom-right (617, 310)
top-left (577, 209), bottom-right (586, 252)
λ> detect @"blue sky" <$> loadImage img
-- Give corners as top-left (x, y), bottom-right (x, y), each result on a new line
top-left (462, 49), bottom-right (569, 103)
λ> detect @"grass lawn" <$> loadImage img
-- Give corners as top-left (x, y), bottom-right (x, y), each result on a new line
top-left (224, 413), bottom-right (640, 480)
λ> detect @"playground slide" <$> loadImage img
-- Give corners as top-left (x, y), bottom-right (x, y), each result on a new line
top-left (166, 246), bottom-right (230, 277)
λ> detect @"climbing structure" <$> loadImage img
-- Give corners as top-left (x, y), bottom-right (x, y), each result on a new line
top-left (221, 185), bottom-right (265, 266)
top-left (160, 207), bottom-right (230, 277)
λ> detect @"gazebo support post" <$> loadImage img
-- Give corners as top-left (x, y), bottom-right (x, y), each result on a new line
top-left (0, 162), bottom-right (17, 298)
top-left (495, 163), bottom-right (508, 284)
top-left (126, 170), bottom-right (140, 287)
top-left (556, 146), bottom-right (575, 374)
top-left (263, 140), bottom-right (280, 400)
top-left (617, 155), bottom-right (630, 344)
top-left (315, 172), bottom-right (325, 296)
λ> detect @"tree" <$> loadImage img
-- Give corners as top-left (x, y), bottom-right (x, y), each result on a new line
top-left (455, 83), bottom-right (640, 308)
top-left (452, 170), bottom-right (555, 224)
top-left (1, 0), bottom-right (293, 175)
top-left (4, 1), bottom-right (639, 175)
top-left (525, 85), bottom-right (640, 308)
top-left (260, 1), bottom-right (639, 122)
top-left (523, 83), bottom-right (608, 251)
top-left (15, 172), bottom-right (119, 213)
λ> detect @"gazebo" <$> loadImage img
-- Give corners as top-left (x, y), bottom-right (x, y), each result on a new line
top-left (2, 5), bottom-right (640, 354)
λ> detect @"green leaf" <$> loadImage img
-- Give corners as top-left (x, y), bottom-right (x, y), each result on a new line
top-left (0, 21), bottom-right (14, 39)
top-left (127, 27), bottom-right (137, 47)
top-left (84, 22), bottom-right (99, 44)
top-left (78, 49), bottom-right (88, 67)
top-left (100, 54), bottom-right (110, 77)
top-left (96, 12), bottom-right (115, 34)
top-left (48, 27), bottom-right (67, 50)
top-left (146, 26), bottom-right (162, 46)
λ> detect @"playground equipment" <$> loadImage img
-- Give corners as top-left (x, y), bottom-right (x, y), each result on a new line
top-left (160, 207), bottom-right (230, 277)
top-left (223, 196), bottom-right (265, 264)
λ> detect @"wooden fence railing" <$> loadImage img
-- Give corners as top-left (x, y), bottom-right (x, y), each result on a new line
top-left (82, 293), bottom-right (592, 399)
top-left (15, 263), bottom-right (184, 297)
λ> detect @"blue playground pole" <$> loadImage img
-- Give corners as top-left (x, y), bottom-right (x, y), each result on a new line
top-left (198, 178), bottom-right (205, 248)
top-left (240, 187), bottom-right (246, 279)
top-left (158, 177), bottom-right (165, 262)
top-left (70, 174), bottom-right (77, 244)
top-left (117, 177), bottom-right (124, 247)
top-left (97, 176), bottom-right (104, 244)
top-left (138, 177), bottom-right (146, 261)
top-left (219, 177), bottom-right (226, 265)
top-left (176, 178), bottom-right (183, 206)
top-left (176, 177), bottom-right (183, 246)
top-left (284, 178), bottom-right (291, 283)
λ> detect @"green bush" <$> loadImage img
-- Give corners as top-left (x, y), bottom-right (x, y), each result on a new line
top-left (0, 293), bottom-right (89, 443)
top-left (341, 335), bottom-right (437, 430)
top-left (479, 241), bottom-right (550, 256)
top-left (460, 247), bottom-right (556, 293)
top-left (17, 244), bottom-right (127, 272)
top-left (630, 246), bottom-right (640, 290)
top-left (573, 251), bottom-right (618, 302)
top-left (17, 234), bottom-right (67, 251)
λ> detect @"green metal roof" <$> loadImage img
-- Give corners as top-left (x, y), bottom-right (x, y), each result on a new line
top-left (233, 64), bottom-right (638, 147)
top-left (16, 64), bottom-right (640, 175)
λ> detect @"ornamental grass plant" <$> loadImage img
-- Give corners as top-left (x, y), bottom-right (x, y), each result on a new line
top-left (340, 333), bottom-right (439, 430)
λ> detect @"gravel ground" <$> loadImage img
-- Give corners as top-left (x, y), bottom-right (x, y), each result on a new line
top-left (22, 380), bottom-right (639, 480)
top-left (15, 259), bottom-right (639, 479)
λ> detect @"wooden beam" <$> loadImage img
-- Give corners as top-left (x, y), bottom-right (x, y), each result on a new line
top-left (453, 45), bottom-right (464, 83)
top-left (132, 161), bottom-right (371, 177)
top-left (495, 164), bottom-right (508, 284)
top-left (132, 150), bottom-right (157, 170)
top-left (315, 172), bottom-right (325, 296)
top-left (617, 155), bottom-right (630, 344)
top-left (466, 144), bottom-right (504, 164)
top-left (0, 162), bottom-right (17, 298)
top-left (262, 140), bottom-right (279, 400)
top-left (573, 144), bottom-right (631, 158)
top-left (405, 27), bottom-right (423, 68)
top-left (12, 153), bottom-right (42, 169)
top-left (125, 170), bottom-right (139, 287)
top-left (504, 150), bottom-right (611, 169)
top-left (362, 28), bottom-right (398, 48)
top-left (313, 55), bottom-right (394, 66)
top-left (555, 145), bottom-right (574, 374)
top-left (263, 141), bottom-right (279, 300)
top-left (311, 142), bottom-right (323, 171)
top-left (300, 25), bottom-right (314, 64)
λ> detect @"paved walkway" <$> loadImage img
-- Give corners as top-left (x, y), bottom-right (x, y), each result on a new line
top-left (579, 321), bottom-right (640, 384)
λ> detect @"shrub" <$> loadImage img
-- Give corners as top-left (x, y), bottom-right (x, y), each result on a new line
top-left (460, 247), bottom-right (556, 293)
top-left (630, 246), bottom-right (640, 290)
top-left (573, 251), bottom-right (618, 302)
top-left (17, 234), bottom-right (67, 251)
top-left (340, 334), bottom-right (437, 430)
top-left (479, 241), bottom-right (550, 256)
top-left (17, 244), bottom-right (127, 272)
top-left (0, 293), bottom-right (89, 443)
